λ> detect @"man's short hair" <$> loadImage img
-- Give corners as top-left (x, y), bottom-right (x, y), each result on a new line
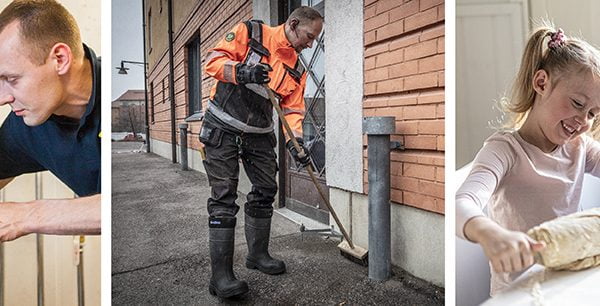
top-left (287, 6), bottom-right (323, 25)
top-left (0, 0), bottom-right (82, 65)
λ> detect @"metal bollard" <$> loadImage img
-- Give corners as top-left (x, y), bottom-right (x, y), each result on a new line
top-left (179, 123), bottom-right (189, 171)
top-left (363, 116), bottom-right (395, 281)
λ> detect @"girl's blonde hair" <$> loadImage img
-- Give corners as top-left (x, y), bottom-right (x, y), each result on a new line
top-left (503, 21), bottom-right (600, 136)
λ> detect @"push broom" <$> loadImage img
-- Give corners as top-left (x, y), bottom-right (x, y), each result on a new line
top-left (249, 83), bottom-right (368, 264)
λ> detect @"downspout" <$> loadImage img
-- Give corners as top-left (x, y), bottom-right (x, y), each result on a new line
top-left (167, 0), bottom-right (177, 163)
top-left (142, 0), bottom-right (150, 153)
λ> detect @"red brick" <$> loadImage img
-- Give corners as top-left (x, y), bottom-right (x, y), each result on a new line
top-left (376, 20), bottom-right (404, 41)
top-left (395, 120), bottom-right (418, 135)
top-left (437, 135), bottom-right (445, 151)
top-left (419, 54), bottom-right (444, 73)
top-left (418, 119), bottom-right (444, 134)
top-left (375, 106), bottom-right (403, 118)
top-left (438, 70), bottom-right (445, 86)
top-left (365, 43), bottom-right (389, 57)
top-left (390, 32), bottom-right (420, 50)
top-left (403, 104), bottom-right (436, 119)
top-left (436, 103), bottom-right (444, 118)
top-left (416, 152), bottom-right (444, 165)
top-left (365, 30), bottom-right (376, 45)
top-left (392, 176), bottom-right (419, 192)
top-left (405, 7), bottom-right (438, 32)
top-left (391, 162), bottom-right (403, 176)
top-left (437, 37), bottom-right (445, 53)
top-left (404, 72), bottom-right (438, 90)
top-left (403, 191), bottom-right (443, 214)
top-left (376, 0), bottom-right (404, 14)
top-left (365, 66), bottom-right (389, 83)
top-left (418, 89), bottom-right (444, 104)
top-left (391, 189), bottom-right (403, 204)
top-left (365, 82), bottom-right (377, 96)
top-left (391, 151), bottom-right (418, 163)
top-left (389, 60), bottom-right (418, 78)
top-left (438, 3), bottom-right (445, 21)
top-left (421, 24), bottom-right (445, 41)
top-left (421, 0), bottom-right (444, 11)
top-left (388, 92), bottom-right (418, 106)
top-left (405, 39), bottom-right (437, 60)
top-left (405, 135), bottom-right (437, 150)
top-left (364, 96), bottom-right (388, 108)
top-left (389, 0), bottom-right (419, 22)
top-left (365, 56), bottom-right (376, 70)
top-left (365, 4), bottom-right (377, 19)
top-left (436, 166), bottom-right (445, 182)
top-left (365, 0), bottom-right (377, 6)
top-left (376, 48), bottom-right (403, 67)
top-left (418, 180), bottom-right (444, 198)
top-left (365, 12), bottom-right (389, 32)
top-left (364, 108), bottom-right (376, 117)
top-left (377, 78), bottom-right (404, 94)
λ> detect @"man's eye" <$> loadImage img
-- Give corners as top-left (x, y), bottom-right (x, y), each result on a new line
top-left (572, 99), bottom-right (584, 108)
top-left (589, 111), bottom-right (597, 119)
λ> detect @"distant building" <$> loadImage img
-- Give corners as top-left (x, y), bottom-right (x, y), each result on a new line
top-left (112, 89), bottom-right (146, 135)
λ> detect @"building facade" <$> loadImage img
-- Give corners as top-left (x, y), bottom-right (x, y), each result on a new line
top-left (112, 89), bottom-right (147, 135)
top-left (143, 0), bottom-right (444, 286)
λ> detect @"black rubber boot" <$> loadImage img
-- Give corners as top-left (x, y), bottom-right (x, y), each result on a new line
top-left (244, 214), bottom-right (286, 274)
top-left (208, 217), bottom-right (249, 298)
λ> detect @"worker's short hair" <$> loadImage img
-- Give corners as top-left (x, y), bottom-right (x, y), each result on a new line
top-left (287, 6), bottom-right (323, 25)
top-left (0, 0), bottom-right (83, 65)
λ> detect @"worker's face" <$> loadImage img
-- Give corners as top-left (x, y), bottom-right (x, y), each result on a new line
top-left (289, 18), bottom-right (323, 53)
top-left (0, 21), bottom-right (65, 126)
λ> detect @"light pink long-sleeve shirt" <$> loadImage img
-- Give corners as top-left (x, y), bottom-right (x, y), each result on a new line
top-left (456, 131), bottom-right (600, 294)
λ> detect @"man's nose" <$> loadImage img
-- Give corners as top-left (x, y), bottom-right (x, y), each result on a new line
top-left (0, 93), bottom-right (14, 106)
top-left (307, 40), bottom-right (314, 49)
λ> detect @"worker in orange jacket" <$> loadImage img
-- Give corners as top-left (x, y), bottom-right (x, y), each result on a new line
top-left (201, 6), bottom-right (323, 298)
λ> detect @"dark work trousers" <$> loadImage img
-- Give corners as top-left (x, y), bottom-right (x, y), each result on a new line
top-left (202, 123), bottom-right (278, 218)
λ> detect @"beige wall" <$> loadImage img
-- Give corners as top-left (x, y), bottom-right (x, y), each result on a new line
top-left (0, 1), bottom-right (101, 305)
top-left (457, 0), bottom-right (600, 167)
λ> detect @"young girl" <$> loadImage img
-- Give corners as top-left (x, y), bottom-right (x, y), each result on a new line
top-left (456, 23), bottom-right (600, 295)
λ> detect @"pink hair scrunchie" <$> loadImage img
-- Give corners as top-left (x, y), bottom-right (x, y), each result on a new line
top-left (548, 28), bottom-right (565, 49)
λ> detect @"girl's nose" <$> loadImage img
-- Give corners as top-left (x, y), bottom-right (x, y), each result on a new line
top-left (0, 93), bottom-right (14, 106)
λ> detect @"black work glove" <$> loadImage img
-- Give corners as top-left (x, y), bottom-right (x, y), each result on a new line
top-left (235, 63), bottom-right (272, 84)
top-left (286, 137), bottom-right (311, 168)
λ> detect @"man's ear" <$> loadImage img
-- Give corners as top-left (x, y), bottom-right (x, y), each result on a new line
top-left (533, 69), bottom-right (549, 96)
top-left (289, 18), bottom-right (298, 30)
top-left (48, 43), bottom-right (73, 75)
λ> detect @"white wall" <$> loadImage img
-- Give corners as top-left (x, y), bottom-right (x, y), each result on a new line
top-left (324, 0), bottom-right (364, 193)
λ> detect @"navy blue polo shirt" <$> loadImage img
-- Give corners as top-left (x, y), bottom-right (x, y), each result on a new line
top-left (0, 45), bottom-right (101, 197)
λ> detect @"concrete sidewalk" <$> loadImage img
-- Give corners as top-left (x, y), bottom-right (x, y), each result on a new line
top-left (111, 142), bottom-right (444, 305)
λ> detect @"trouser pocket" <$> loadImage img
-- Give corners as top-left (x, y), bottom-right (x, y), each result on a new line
top-left (199, 122), bottom-right (224, 147)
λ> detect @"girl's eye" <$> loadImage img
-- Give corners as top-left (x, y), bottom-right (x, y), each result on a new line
top-left (589, 111), bottom-right (597, 120)
top-left (572, 99), bottom-right (584, 109)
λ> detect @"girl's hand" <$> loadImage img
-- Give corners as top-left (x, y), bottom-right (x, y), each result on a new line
top-left (464, 216), bottom-right (546, 273)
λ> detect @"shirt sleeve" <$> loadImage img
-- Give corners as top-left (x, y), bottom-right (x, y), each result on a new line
top-left (456, 137), bottom-right (515, 240)
top-left (583, 134), bottom-right (600, 176)
top-left (204, 23), bottom-right (250, 84)
top-left (0, 114), bottom-right (45, 179)
top-left (280, 72), bottom-right (307, 140)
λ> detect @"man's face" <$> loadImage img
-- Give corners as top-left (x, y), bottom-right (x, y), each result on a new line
top-left (0, 21), bottom-right (64, 126)
top-left (289, 19), bottom-right (323, 53)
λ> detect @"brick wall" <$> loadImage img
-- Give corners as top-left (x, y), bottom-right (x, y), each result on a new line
top-left (363, 0), bottom-right (445, 214)
top-left (146, 0), bottom-right (251, 149)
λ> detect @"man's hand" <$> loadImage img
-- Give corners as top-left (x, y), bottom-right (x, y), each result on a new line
top-left (0, 194), bottom-right (101, 242)
top-left (465, 216), bottom-right (545, 273)
top-left (235, 63), bottom-right (272, 84)
top-left (0, 202), bottom-right (31, 241)
top-left (286, 137), bottom-right (311, 168)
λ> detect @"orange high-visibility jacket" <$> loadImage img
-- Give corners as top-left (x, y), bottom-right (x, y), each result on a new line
top-left (205, 22), bottom-right (307, 138)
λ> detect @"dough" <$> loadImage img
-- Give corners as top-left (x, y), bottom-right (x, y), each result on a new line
top-left (527, 208), bottom-right (600, 270)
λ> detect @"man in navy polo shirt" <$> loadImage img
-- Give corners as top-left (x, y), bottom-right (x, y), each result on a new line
top-left (0, 0), bottom-right (100, 242)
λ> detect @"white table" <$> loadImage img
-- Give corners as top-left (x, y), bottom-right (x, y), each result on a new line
top-left (482, 265), bottom-right (600, 305)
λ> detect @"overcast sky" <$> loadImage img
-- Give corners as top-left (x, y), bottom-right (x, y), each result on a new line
top-left (111, 0), bottom-right (145, 101)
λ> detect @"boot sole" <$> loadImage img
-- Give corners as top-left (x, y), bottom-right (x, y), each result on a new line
top-left (209, 283), bottom-right (249, 298)
top-left (246, 259), bottom-right (286, 275)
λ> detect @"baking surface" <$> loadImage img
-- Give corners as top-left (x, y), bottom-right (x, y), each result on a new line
top-left (483, 265), bottom-right (600, 305)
